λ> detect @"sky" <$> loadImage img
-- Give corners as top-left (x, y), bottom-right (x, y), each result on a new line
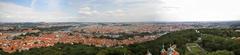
top-left (0, 0), bottom-right (240, 22)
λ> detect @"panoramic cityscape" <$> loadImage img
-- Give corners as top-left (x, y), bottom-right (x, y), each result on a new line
top-left (1, 0), bottom-right (240, 55)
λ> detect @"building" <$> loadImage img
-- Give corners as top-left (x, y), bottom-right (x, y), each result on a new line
top-left (236, 30), bottom-right (240, 32)
top-left (161, 45), bottom-right (167, 55)
top-left (0, 32), bottom-right (2, 36)
top-left (161, 44), bottom-right (179, 55)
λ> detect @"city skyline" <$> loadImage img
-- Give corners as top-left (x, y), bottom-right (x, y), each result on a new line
top-left (0, 0), bottom-right (240, 22)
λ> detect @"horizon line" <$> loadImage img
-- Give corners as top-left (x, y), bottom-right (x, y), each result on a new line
top-left (0, 20), bottom-right (240, 23)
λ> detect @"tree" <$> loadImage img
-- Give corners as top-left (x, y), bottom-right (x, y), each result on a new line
top-left (207, 50), bottom-right (234, 55)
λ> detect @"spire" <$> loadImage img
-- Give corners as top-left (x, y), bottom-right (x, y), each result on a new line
top-left (162, 44), bottom-right (165, 48)
top-left (161, 45), bottom-right (167, 55)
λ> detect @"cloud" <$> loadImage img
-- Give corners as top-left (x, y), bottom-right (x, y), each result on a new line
top-left (0, 2), bottom-right (38, 20)
top-left (47, 0), bottom-right (61, 11)
top-left (1, 0), bottom-right (239, 22)
top-left (78, 7), bottom-right (98, 16)
top-left (156, 0), bottom-right (240, 21)
top-left (0, 2), bottom-right (68, 22)
top-left (74, 0), bottom-right (160, 22)
top-left (77, 7), bottom-right (126, 17)
top-left (77, 6), bottom-right (157, 22)
top-left (0, 0), bottom-right (160, 22)
top-left (31, 0), bottom-right (37, 8)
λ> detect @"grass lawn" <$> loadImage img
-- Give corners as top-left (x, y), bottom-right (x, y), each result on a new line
top-left (186, 43), bottom-right (206, 55)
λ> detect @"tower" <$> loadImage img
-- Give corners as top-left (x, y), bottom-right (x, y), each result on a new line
top-left (161, 45), bottom-right (167, 55)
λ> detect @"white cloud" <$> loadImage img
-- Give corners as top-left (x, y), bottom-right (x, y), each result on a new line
top-left (156, 0), bottom-right (240, 21)
top-left (31, 0), bottom-right (37, 8)
top-left (0, 0), bottom-right (160, 22)
top-left (78, 7), bottom-right (125, 17)
top-left (77, 6), bottom-right (156, 22)
top-left (105, 9), bottom-right (126, 17)
top-left (1, 0), bottom-right (239, 22)
top-left (0, 2), bottom-right (68, 22)
top-left (78, 7), bottom-right (99, 16)
top-left (0, 2), bottom-right (39, 22)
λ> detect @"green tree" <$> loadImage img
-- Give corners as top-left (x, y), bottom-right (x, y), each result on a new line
top-left (207, 50), bottom-right (234, 55)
